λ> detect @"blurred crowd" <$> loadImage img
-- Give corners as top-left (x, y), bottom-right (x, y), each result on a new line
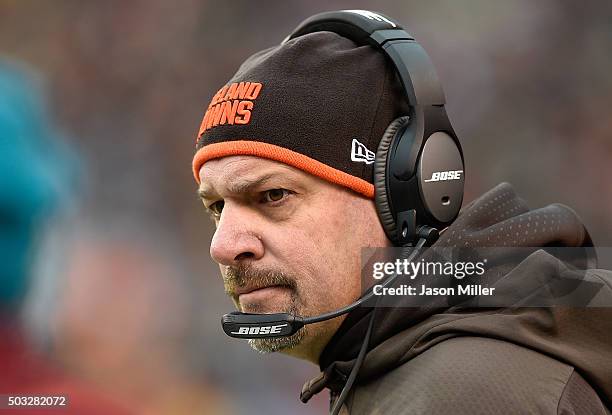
top-left (0, 1), bottom-right (610, 414)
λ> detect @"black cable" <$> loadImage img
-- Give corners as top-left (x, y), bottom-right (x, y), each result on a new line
top-left (329, 237), bottom-right (427, 414)
top-left (330, 306), bottom-right (377, 415)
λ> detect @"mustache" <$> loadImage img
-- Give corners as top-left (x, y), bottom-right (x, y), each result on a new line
top-left (223, 264), bottom-right (297, 298)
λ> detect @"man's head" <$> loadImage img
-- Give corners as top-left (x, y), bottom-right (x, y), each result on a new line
top-left (193, 31), bottom-right (408, 362)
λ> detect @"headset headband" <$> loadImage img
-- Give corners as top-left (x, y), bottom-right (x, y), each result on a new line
top-left (284, 10), bottom-right (445, 107)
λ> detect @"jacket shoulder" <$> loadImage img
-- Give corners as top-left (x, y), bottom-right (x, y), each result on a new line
top-left (349, 336), bottom-right (605, 414)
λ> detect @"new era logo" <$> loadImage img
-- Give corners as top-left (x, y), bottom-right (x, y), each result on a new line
top-left (351, 139), bottom-right (375, 165)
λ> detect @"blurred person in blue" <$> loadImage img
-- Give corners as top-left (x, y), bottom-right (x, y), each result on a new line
top-left (0, 58), bottom-right (133, 415)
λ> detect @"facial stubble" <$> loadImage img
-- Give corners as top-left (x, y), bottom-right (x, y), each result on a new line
top-left (223, 264), bottom-right (307, 353)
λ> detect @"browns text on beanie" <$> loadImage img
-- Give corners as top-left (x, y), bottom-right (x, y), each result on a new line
top-left (192, 31), bottom-right (408, 198)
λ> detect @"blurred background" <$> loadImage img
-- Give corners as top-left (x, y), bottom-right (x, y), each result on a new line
top-left (0, 1), bottom-right (611, 414)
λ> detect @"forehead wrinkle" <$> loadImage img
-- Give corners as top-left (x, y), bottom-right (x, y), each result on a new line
top-left (198, 156), bottom-right (312, 201)
top-left (226, 173), bottom-right (277, 194)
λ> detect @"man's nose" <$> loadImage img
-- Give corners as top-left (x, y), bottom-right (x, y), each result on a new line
top-left (209, 204), bottom-right (264, 266)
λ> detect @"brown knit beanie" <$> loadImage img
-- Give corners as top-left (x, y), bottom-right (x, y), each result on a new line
top-left (192, 31), bottom-right (409, 198)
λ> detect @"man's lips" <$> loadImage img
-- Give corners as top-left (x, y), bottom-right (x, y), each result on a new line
top-left (235, 285), bottom-right (292, 303)
top-left (234, 284), bottom-right (289, 296)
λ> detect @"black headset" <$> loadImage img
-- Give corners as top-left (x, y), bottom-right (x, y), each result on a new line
top-left (285, 9), bottom-right (465, 248)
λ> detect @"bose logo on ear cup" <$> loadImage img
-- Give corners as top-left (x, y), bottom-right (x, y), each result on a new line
top-left (424, 170), bottom-right (463, 183)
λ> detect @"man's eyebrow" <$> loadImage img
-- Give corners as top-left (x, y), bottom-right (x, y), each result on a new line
top-left (197, 173), bottom-right (282, 200)
top-left (197, 187), bottom-right (215, 201)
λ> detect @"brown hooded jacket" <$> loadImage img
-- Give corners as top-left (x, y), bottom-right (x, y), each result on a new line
top-left (301, 183), bottom-right (612, 414)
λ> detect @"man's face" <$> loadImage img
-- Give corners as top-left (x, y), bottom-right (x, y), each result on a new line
top-left (198, 156), bottom-right (390, 362)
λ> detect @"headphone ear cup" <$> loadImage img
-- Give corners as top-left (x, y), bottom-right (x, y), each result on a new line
top-left (374, 116), bottom-right (411, 244)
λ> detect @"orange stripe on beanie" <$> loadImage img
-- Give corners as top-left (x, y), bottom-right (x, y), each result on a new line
top-left (192, 140), bottom-right (374, 198)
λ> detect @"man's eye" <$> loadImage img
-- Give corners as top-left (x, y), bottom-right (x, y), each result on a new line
top-left (207, 200), bottom-right (224, 216)
top-left (263, 189), bottom-right (289, 203)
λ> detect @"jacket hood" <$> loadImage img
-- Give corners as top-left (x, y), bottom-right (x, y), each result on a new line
top-left (301, 182), bottom-right (612, 407)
